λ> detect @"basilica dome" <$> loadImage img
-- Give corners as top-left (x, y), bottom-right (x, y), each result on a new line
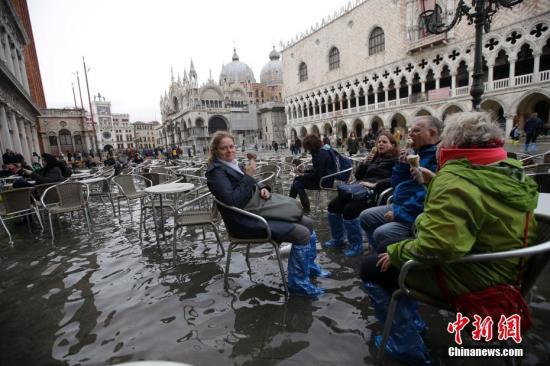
top-left (260, 47), bottom-right (283, 86)
top-left (220, 49), bottom-right (256, 84)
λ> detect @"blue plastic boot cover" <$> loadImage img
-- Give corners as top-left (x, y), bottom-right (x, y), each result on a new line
top-left (308, 231), bottom-right (332, 278)
top-left (363, 280), bottom-right (390, 322)
top-left (375, 296), bottom-right (431, 365)
top-left (403, 296), bottom-right (427, 337)
top-left (343, 218), bottom-right (364, 256)
top-left (288, 243), bottom-right (325, 297)
top-left (322, 212), bottom-right (347, 249)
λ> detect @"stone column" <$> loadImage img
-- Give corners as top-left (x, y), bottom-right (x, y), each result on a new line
top-left (355, 95), bottom-right (360, 108)
top-left (347, 98), bottom-right (351, 110)
top-left (396, 87), bottom-right (401, 102)
top-left (0, 105), bottom-right (13, 151)
top-left (30, 124), bottom-right (40, 154)
top-left (24, 122), bottom-right (35, 158)
top-left (407, 82), bottom-right (412, 97)
top-left (374, 92), bottom-right (378, 109)
top-left (8, 111), bottom-right (23, 157)
top-left (17, 118), bottom-right (31, 162)
top-left (509, 57), bottom-right (517, 86)
top-left (384, 88), bottom-right (389, 103)
top-left (339, 100), bottom-right (343, 111)
top-left (435, 77), bottom-right (440, 90)
top-left (533, 52), bottom-right (541, 82)
top-left (487, 61), bottom-right (494, 90)
top-left (451, 73), bottom-right (457, 95)
top-left (420, 78), bottom-right (426, 93)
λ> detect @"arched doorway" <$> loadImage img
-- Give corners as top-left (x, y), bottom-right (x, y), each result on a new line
top-left (442, 105), bottom-right (463, 121)
top-left (353, 119), bottom-right (364, 137)
top-left (208, 116), bottom-right (228, 134)
top-left (390, 113), bottom-right (407, 135)
top-left (59, 129), bottom-right (73, 154)
top-left (481, 99), bottom-right (506, 130)
top-left (516, 92), bottom-right (550, 129)
top-left (337, 121), bottom-right (348, 139)
top-left (300, 126), bottom-right (307, 138)
top-left (310, 125), bottom-right (320, 136)
top-left (323, 123), bottom-right (332, 136)
top-left (290, 128), bottom-right (297, 139)
top-left (371, 116), bottom-right (383, 134)
top-left (416, 109), bottom-right (431, 117)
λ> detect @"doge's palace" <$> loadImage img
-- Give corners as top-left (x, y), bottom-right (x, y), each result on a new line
top-left (282, 0), bottom-right (550, 140)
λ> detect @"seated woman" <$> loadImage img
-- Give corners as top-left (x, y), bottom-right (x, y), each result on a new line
top-left (323, 132), bottom-right (398, 256)
top-left (289, 134), bottom-right (336, 213)
top-left (206, 131), bottom-right (329, 297)
top-left (13, 153), bottom-right (66, 188)
top-left (360, 112), bottom-right (538, 363)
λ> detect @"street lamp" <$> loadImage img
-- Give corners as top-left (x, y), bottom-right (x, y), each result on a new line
top-left (419, 0), bottom-right (523, 110)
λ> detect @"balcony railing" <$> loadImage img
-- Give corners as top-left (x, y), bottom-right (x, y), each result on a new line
top-left (287, 70), bottom-right (548, 123)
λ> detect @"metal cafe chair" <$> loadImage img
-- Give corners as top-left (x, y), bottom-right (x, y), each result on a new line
top-left (213, 197), bottom-right (288, 297)
top-left (41, 181), bottom-right (92, 242)
top-left (172, 186), bottom-right (224, 260)
top-left (111, 174), bottom-right (150, 223)
top-left (0, 187), bottom-right (44, 245)
top-left (377, 213), bottom-right (550, 364)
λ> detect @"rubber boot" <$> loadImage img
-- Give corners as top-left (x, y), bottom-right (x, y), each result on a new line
top-left (288, 244), bottom-right (325, 297)
top-left (363, 281), bottom-right (431, 365)
top-left (343, 218), bottom-right (363, 256)
top-left (308, 231), bottom-right (331, 278)
top-left (322, 212), bottom-right (347, 249)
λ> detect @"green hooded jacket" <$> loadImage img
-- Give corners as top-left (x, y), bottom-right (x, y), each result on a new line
top-left (387, 158), bottom-right (539, 296)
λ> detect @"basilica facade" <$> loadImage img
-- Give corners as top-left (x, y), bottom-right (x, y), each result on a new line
top-left (158, 48), bottom-right (285, 152)
top-left (281, 0), bottom-right (550, 141)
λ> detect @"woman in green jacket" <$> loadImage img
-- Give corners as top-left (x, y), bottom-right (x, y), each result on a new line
top-left (360, 111), bottom-right (539, 364)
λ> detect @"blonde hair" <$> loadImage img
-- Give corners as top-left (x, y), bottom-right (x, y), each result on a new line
top-left (208, 131), bottom-right (235, 164)
top-left (441, 111), bottom-right (504, 148)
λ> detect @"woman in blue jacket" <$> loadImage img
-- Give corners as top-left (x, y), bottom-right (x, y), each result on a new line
top-left (288, 134), bottom-right (336, 213)
top-left (206, 131), bottom-right (328, 297)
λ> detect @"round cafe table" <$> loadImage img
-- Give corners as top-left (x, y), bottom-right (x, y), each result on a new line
top-left (144, 182), bottom-right (194, 245)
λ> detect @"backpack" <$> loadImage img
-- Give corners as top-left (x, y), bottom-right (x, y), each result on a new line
top-left (329, 149), bottom-right (352, 182)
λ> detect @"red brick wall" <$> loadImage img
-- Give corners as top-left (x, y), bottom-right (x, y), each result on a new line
top-left (11, 0), bottom-right (47, 109)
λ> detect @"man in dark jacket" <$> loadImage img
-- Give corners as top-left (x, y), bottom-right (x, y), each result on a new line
top-left (523, 112), bottom-right (543, 153)
top-left (289, 134), bottom-right (336, 213)
top-left (359, 116), bottom-right (442, 252)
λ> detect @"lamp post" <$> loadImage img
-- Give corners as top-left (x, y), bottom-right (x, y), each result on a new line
top-left (419, 0), bottom-right (523, 111)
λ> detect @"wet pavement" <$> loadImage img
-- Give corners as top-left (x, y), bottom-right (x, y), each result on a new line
top-left (1, 147), bottom-right (550, 366)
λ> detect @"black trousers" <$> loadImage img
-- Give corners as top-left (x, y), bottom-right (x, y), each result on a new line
top-left (327, 195), bottom-right (372, 220)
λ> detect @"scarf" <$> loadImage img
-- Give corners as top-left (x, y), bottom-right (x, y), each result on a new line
top-left (438, 147), bottom-right (508, 168)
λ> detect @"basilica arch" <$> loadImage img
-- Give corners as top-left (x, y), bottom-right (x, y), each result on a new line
top-left (481, 99), bottom-right (506, 130)
top-left (369, 116), bottom-right (383, 134)
top-left (390, 113), bottom-right (407, 134)
top-left (441, 104), bottom-right (464, 121)
top-left (208, 115), bottom-right (228, 134)
top-left (515, 91), bottom-right (550, 128)
top-left (300, 126), bottom-right (308, 138)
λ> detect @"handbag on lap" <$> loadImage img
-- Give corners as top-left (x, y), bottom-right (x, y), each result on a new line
top-left (337, 183), bottom-right (374, 201)
top-left (244, 187), bottom-right (303, 223)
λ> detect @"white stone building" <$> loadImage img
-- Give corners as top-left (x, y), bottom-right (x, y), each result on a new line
top-left (38, 108), bottom-right (95, 156)
top-left (282, 0), bottom-right (550, 141)
top-left (0, 0), bottom-right (41, 164)
top-left (159, 49), bottom-right (288, 151)
top-left (133, 120), bottom-right (159, 150)
top-left (112, 113), bottom-right (133, 150)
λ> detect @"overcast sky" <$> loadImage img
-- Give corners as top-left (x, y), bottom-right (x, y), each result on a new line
top-left (28, 0), bottom-right (350, 122)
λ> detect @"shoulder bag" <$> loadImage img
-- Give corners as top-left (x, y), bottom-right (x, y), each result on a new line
top-left (244, 187), bottom-right (303, 223)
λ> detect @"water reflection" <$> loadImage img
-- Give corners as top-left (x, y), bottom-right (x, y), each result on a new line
top-left (0, 198), bottom-right (549, 365)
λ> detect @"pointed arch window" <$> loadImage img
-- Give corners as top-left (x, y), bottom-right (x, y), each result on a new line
top-left (369, 27), bottom-right (385, 55)
top-left (329, 47), bottom-right (340, 70)
top-left (299, 62), bottom-right (308, 82)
